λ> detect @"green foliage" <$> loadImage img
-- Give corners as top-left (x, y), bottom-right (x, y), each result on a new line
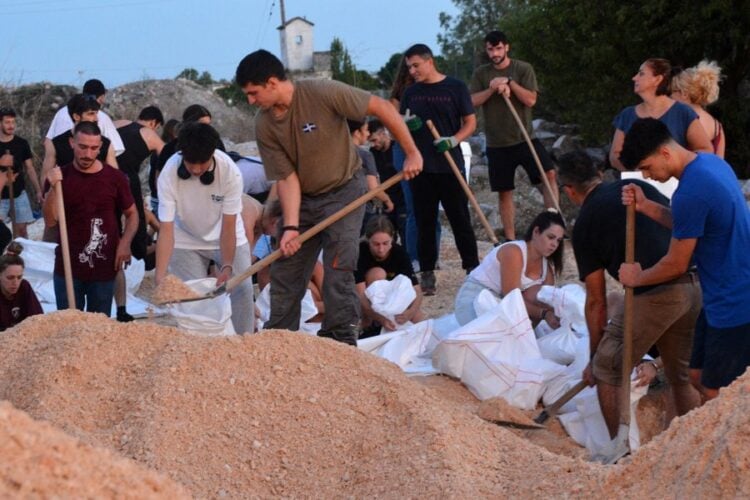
top-left (438, 0), bottom-right (750, 175)
top-left (377, 53), bottom-right (404, 90)
top-left (330, 37), bottom-right (380, 90)
top-left (176, 68), bottom-right (215, 87)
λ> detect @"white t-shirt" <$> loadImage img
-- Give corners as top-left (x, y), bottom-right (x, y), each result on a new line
top-left (158, 149), bottom-right (248, 250)
top-left (468, 240), bottom-right (548, 294)
top-left (46, 107), bottom-right (125, 155)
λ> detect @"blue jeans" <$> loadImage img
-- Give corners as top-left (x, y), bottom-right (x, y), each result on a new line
top-left (53, 274), bottom-right (115, 315)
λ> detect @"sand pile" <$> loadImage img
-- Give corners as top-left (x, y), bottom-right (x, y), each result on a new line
top-left (0, 310), bottom-right (598, 498)
top-left (595, 368), bottom-right (750, 497)
top-left (0, 401), bottom-right (189, 499)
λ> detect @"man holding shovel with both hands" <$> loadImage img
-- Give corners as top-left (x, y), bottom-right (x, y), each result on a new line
top-left (470, 30), bottom-right (558, 241)
top-left (235, 49), bottom-right (422, 346)
top-left (558, 150), bottom-right (702, 464)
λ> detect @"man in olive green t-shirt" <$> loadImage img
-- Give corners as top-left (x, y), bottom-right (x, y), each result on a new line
top-left (470, 30), bottom-right (558, 240)
top-left (235, 49), bottom-right (422, 346)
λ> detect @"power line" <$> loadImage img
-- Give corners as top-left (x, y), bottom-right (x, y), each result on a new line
top-left (3, 0), bottom-right (177, 16)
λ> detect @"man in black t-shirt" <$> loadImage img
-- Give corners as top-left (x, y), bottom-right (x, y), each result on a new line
top-left (368, 119), bottom-right (407, 245)
top-left (558, 150), bottom-right (701, 458)
top-left (400, 43), bottom-right (479, 295)
top-left (0, 108), bottom-right (43, 238)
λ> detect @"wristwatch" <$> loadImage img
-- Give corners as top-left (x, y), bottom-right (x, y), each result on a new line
top-left (506, 76), bottom-right (513, 84)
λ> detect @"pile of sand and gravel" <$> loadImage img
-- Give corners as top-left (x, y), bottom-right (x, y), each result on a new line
top-left (0, 310), bottom-right (748, 497)
top-left (0, 402), bottom-right (188, 499)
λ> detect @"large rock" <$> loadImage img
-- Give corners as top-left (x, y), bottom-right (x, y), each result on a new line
top-left (107, 79), bottom-right (256, 143)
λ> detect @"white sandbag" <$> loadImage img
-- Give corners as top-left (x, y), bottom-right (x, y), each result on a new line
top-left (123, 257), bottom-right (145, 294)
top-left (364, 275), bottom-right (416, 325)
top-left (541, 335), bottom-right (590, 413)
top-left (170, 278), bottom-right (235, 336)
top-left (537, 323), bottom-right (579, 365)
top-left (358, 319), bottom-right (435, 373)
top-left (536, 283), bottom-right (588, 334)
top-left (256, 284), bottom-right (318, 328)
top-left (432, 289), bottom-right (565, 409)
top-left (558, 370), bottom-right (648, 457)
top-left (473, 288), bottom-right (500, 318)
top-left (14, 238), bottom-right (57, 304)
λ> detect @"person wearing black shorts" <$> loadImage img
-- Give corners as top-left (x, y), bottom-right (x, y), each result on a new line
top-left (470, 30), bottom-right (557, 240)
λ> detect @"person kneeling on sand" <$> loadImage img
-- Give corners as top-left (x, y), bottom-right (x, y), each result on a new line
top-left (453, 209), bottom-right (565, 327)
top-left (355, 216), bottom-right (425, 337)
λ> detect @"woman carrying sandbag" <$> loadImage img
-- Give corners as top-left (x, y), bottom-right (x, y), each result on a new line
top-left (355, 216), bottom-right (425, 337)
top-left (454, 209), bottom-right (565, 326)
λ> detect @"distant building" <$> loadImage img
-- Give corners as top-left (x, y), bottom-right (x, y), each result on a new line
top-left (278, 17), bottom-right (331, 80)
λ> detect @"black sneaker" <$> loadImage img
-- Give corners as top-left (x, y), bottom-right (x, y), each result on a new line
top-left (117, 311), bottom-right (135, 322)
top-left (421, 270), bottom-right (436, 296)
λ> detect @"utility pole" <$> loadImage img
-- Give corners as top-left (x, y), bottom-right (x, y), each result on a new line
top-left (279, 0), bottom-right (286, 26)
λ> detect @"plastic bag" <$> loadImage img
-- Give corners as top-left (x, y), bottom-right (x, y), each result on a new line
top-left (256, 284), bottom-right (318, 328)
top-left (170, 278), bottom-right (235, 336)
top-left (364, 275), bottom-right (417, 324)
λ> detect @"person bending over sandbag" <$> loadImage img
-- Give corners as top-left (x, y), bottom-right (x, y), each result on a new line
top-left (454, 209), bottom-right (565, 327)
top-left (355, 216), bottom-right (425, 337)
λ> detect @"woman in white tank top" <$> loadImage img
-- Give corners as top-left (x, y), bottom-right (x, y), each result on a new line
top-left (454, 210), bottom-right (566, 326)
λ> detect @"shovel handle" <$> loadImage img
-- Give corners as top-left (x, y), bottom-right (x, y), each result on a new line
top-left (621, 203), bottom-right (636, 426)
top-left (224, 171), bottom-right (405, 292)
top-left (500, 93), bottom-right (562, 215)
top-left (533, 379), bottom-right (587, 424)
top-left (425, 120), bottom-right (499, 246)
top-left (55, 181), bottom-right (76, 309)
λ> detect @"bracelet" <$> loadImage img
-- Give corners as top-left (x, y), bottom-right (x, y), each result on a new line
top-left (220, 264), bottom-right (233, 274)
top-left (282, 225), bottom-right (299, 232)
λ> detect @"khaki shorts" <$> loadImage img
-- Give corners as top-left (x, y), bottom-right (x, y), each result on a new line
top-left (593, 275), bottom-right (701, 386)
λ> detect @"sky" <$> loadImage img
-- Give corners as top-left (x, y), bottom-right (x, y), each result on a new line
top-left (1, 0), bottom-right (460, 88)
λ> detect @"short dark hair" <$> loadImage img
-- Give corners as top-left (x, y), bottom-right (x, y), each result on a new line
top-left (82, 78), bottom-right (106, 97)
top-left (367, 118), bottom-right (385, 134)
top-left (178, 122), bottom-right (220, 163)
top-left (73, 121), bottom-right (102, 138)
top-left (235, 49), bottom-right (287, 87)
top-left (620, 118), bottom-right (673, 170)
top-left (524, 209), bottom-right (566, 275)
top-left (138, 105), bottom-right (164, 125)
top-left (0, 107), bottom-right (16, 120)
top-left (484, 30), bottom-right (509, 46)
top-left (347, 119), bottom-right (366, 135)
top-left (67, 93), bottom-right (100, 120)
top-left (557, 150), bottom-right (599, 189)
top-left (182, 104), bottom-right (211, 123)
top-left (162, 119), bottom-right (180, 142)
top-left (404, 43), bottom-right (433, 59)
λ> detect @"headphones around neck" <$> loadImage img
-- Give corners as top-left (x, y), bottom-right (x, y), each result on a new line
top-left (177, 157), bottom-right (215, 185)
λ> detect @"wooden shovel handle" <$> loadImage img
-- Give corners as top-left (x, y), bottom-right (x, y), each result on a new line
top-left (224, 172), bottom-right (405, 292)
top-left (621, 203), bottom-right (636, 425)
top-left (425, 119), bottom-right (499, 245)
top-left (55, 181), bottom-right (76, 309)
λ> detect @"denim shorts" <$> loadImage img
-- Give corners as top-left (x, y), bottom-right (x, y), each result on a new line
top-left (0, 191), bottom-right (35, 223)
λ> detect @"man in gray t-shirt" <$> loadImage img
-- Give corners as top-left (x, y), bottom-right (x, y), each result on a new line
top-left (235, 49), bottom-right (422, 346)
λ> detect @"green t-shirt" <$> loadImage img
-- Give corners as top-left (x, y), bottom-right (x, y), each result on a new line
top-left (469, 59), bottom-right (538, 148)
top-left (256, 79), bottom-right (371, 195)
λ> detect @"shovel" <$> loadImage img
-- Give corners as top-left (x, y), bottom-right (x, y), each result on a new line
top-left (425, 120), bottom-right (499, 246)
top-left (619, 203), bottom-right (636, 445)
top-left (533, 379), bottom-right (587, 424)
top-left (159, 171), bottom-right (406, 305)
top-left (501, 94), bottom-right (562, 215)
top-left (55, 180), bottom-right (77, 309)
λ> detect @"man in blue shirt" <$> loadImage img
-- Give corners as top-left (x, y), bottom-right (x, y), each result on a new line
top-left (619, 118), bottom-right (750, 400)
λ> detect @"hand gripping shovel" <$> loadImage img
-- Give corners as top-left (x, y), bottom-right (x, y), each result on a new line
top-left (159, 172), bottom-right (406, 305)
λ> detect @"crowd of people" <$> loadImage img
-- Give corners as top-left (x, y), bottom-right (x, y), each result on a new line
top-left (1, 30), bottom-right (747, 462)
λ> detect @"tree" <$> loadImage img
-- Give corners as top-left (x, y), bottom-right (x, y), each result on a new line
top-left (437, 0), bottom-right (750, 174)
top-left (377, 53), bottom-right (404, 90)
top-left (176, 68), bottom-right (199, 81)
top-left (330, 37), bottom-right (380, 90)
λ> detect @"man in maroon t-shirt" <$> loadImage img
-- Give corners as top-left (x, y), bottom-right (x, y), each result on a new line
top-left (42, 121), bottom-right (137, 315)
